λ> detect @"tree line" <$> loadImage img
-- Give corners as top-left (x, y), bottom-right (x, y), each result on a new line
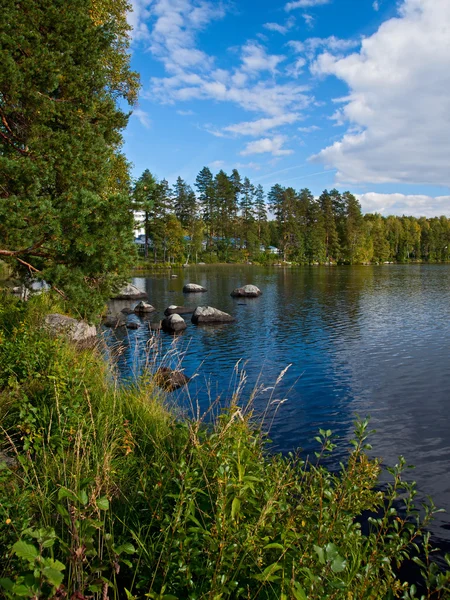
top-left (133, 167), bottom-right (450, 265)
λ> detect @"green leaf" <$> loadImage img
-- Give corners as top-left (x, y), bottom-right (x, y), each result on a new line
top-left (264, 543), bottom-right (285, 551)
top-left (43, 567), bottom-right (64, 588)
top-left (96, 496), bottom-right (109, 511)
top-left (115, 543), bottom-right (135, 555)
top-left (291, 582), bottom-right (308, 600)
top-left (58, 487), bottom-right (78, 503)
top-left (314, 545), bottom-right (325, 565)
top-left (12, 540), bottom-right (38, 563)
top-left (79, 490), bottom-right (89, 505)
top-left (0, 578), bottom-right (15, 591)
top-left (331, 556), bottom-right (347, 573)
top-left (231, 497), bottom-right (241, 520)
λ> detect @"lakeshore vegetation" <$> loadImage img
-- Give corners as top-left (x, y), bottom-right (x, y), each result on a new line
top-left (2, 0), bottom-right (450, 598)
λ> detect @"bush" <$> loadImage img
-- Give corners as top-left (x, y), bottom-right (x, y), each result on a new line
top-left (0, 295), bottom-right (449, 599)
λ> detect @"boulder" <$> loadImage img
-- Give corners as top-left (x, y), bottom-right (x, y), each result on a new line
top-left (111, 283), bottom-right (147, 300)
top-left (154, 367), bottom-right (190, 391)
top-left (191, 306), bottom-right (235, 325)
top-left (134, 301), bottom-right (156, 314)
top-left (149, 321), bottom-right (162, 331)
top-left (164, 305), bottom-right (194, 316)
top-left (121, 307), bottom-right (134, 315)
top-left (103, 314), bottom-right (126, 328)
top-left (183, 283), bottom-right (207, 293)
top-left (126, 322), bottom-right (139, 330)
top-left (231, 284), bottom-right (262, 298)
top-left (45, 314), bottom-right (97, 348)
top-left (162, 313), bottom-right (187, 333)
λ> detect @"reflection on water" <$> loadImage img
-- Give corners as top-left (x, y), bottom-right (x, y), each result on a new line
top-left (103, 264), bottom-right (450, 550)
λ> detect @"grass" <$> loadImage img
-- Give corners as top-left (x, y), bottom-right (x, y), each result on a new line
top-left (0, 292), bottom-right (449, 599)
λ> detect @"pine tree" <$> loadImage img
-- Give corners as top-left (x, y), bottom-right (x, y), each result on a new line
top-left (195, 167), bottom-right (215, 246)
top-left (254, 184), bottom-right (268, 248)
top-left (132, 170), bottom-right (156, 259)
top-left (319, 190), bottom-right (340, 262)
top-left (173, 176), bottom-right (198, 229)
top-left (0, 0), bottom-right (139, 318)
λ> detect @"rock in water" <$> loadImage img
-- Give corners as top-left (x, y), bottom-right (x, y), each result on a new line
top-left (183, 283), bottom-right (207, 293)
top-left (45, 314), bottom-right (97, 348)
top-left (103, 314), bottom-right (126, 328)
top-left (191, 306), bottom-right (235, 324)
top-left (134, 301), bottom-right (156, 314)
top-left (126, 322), bottom-right (139, 330)
top-left (154, 367), bottom-right (190, 391)
top-left (230, 284), bottom-right (262, 298)
top-left (149, 321), bottom-right (162, 331)
top-left (111, 283), bottom-right (147, 300)
top-left (164, 305), bottom-right (194, 316)
top-left (162, 313), bottom-right (187, 333)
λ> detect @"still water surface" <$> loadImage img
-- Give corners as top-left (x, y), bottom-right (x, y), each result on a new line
top-left (105, 265), bottom-right (450, 550)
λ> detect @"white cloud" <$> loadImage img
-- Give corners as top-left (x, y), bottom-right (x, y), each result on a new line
top-left (235, 162), bottom-right (262, 170)
top-left (177, 109), bottom-right (195, 115)
top-left (131, 107), bottom-right (151, 128)
top-left (209, 160), bottom-right (225, 169)
top-left (264, 17), bottom-right (296, 35)
top-left (302, 14), bottom-right (315, 28)
top-left (285, 0), bottom-right (331, 10)
top-left (288, 36), bottom-right (360, 61)
top-left (372, 0), bottom-right (380, 11)
top-left (240, 135), bottom-right (294, 156)
top-left (311, 0), bottom-right (450, 187)
top-left (286, 57), bottom-right (307, 77)
top-left (241, 42), bottom-right (286, 74)
top-left (357, 193), bottom-right (450, 218)
top-left (222, 113), bottom-right (301, 137)
top-left (299, 125), bottom-right (321, 132)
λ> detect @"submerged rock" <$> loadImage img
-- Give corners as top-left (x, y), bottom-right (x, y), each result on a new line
top-left (45, 314), bottom-right (97, 348)
top-left (126, 322), bottom-right (139, 330)
top-left (191, 306), bottom-right (235, 325)
top-left (231, 284), bottom-right (262, 298)
top-left (134, 301), bottom-right (156, 314)
top-left (162, 313), bottom-right (187, 333)
top-left (154, 367), bottom-right (190, 391)
top-left (111, 283), bottom-right (147, 300)
top-left (183, 283), bottom-right (207, 293)
top-left (103, 314), bottom-right (126, 328)
top-left (164, 305), bottom-right (194, 316)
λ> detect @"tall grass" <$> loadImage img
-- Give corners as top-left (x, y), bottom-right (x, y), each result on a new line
top-left (0, 293), bottom-right (449, 599)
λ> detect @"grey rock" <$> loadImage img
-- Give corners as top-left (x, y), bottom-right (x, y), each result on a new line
top-left (162, 313), bottom-right (187, 333)
top-left (191, 306), bottom-right (235, 325)
top-left (45, 314), bottom-right (97, 348)
top-left (111, 283), bottom-right (147, 300)
top-left (149, 321), bottom-right (162, 331)
top-left (103, 314), bottom-right (126, 328)
top-left (126, 322), bottom-right (139, 330)
top-left (231, 284), bottom-right (262, 298)
top-left (164, 305), bottom-right (194, 316)
top-left (183, 283), bottom-right (207, 293)
top-left (134, 301), bottom-right (156, 314)
top-left (121, 307), bottom-right (134, 315)
top-left (154, 367), bottom-right (190, 391)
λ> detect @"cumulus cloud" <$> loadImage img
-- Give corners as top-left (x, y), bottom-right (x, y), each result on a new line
top-left (240, 42), bottom-right (286, 74)
top-left (358, 193), bottom-right (450, 218)
top-left (240, 135), bottom-right (294, 156)
top-left (285, 0), bottom-right (331, 10)
top-left (311, 0), bottom-right (450, 187)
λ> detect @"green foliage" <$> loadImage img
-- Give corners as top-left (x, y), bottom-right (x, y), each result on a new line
top-left (0, 298), bottom-right (449, 598)
top-left (0, 0), bottom-right (138, 319)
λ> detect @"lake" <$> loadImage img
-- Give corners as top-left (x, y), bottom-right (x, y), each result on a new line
top-left (104, 264), bottom-right (450, 554)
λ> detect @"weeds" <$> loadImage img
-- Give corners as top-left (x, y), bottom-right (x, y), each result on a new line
top-left (0, 293), bottom-right (449, 598)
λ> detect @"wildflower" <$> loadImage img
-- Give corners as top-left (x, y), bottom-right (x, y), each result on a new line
top-left (5, 518), bottom-right (11, 525)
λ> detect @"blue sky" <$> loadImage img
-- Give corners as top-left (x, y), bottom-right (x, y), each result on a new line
top-left (124, 0), bottom-right (450, 217)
